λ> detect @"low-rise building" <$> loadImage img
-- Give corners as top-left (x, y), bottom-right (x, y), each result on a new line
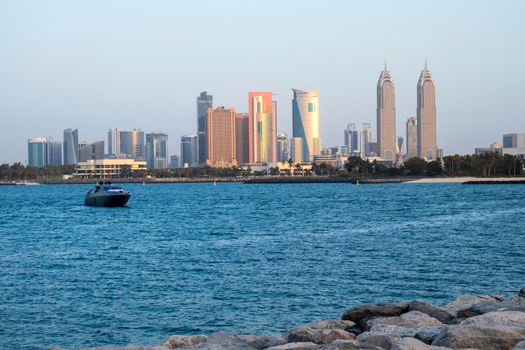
top-left (73, 159), bottom-right (147, 178)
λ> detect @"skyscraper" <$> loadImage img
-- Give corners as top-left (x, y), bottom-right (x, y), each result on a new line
top-left (146, 132), bottom-right (169, 169)
top-left (396, 136), bottom-right (404, 155)
top-left (377, 62), bottom-right (396, 161)
top-left (406, 117), bottom-right (418, 158)
top-left (417, 62), bottom-right (437, 160)
top-left (277, 133), bottom-right (289, 162)
top-left (197, 91), bottom-right (213, 165)
top-left (290, 137), bottom-right (303, 162)
top-left (79, 141), bottom-right (104, 162)
top-left (235, 113), bottom-right (249, 165)
top-left (120, 129), bottom-right (145, 160)
top-left (63, 128), bottom-right (79, 165)
top-left (28, 137), bottom-right (47, 167)
top-left (248, 92), bottom-right (276, 163)
top-left (170, 155), bottom-right (179, 168)
top-left (180, 134), bottom-right (198, 167)
top-left (344, 123), bottom-right (359, 154)
top-left (360, 123), bottom-right (373, 159)
top-left (207, 107), bottom-right (237, 167)
top-left (107, 128), bottom-right (121, 157)
top-left (46, 139), bottom-right (62, 166)
top-left (292, 89), bottom-right (321, 162)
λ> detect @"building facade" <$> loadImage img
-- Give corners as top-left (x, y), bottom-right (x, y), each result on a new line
top-left (503, 133), bottom-right (525, 148)
top-left (207, 107), bottom-right (237, 167)
top-left (73, 159), bottom-right (147, 178)
top-left (197, 91), bottom-right (213, 165)
top-left (170, 155), bottom-right (180, 168)
top-left (63, 128), bottom-right (79, 165)
top-left (28, 137), bottom-right (47, 167)
top-left (248, 92), bottom-right (276, 163)
top-left (79, 141), bottom-right (105, 162)
top-left (107, 128), bottom-right (121, 157)
top-left (360, 123), bottom-right (373, 159)
top-left (277, 133), bottom-right (289, 162)
top-left (180, 134), bottom-right (198, 167)
top-left (377, 62), bottom-right (396, 161)
top-left (146, 132), bottom-right (169, 169)
top-left (406, 117), bottom-right (418, 158)
top-left (235, 113), bottom-right (249, 165)
top-left (292, 89), bottom-right (321, 162)
top-left (290, 137), bottom-right (303, 162)
top-left (417, 62), bottom-right (437, 160)
top-left (120, 129), bottom-right (145, 160)
top-left (46, 139), bottom-right (62, 166)
top-left (344, 123), bottom-right (359, 155)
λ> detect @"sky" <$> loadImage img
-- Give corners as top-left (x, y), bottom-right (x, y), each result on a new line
top-left (0, 0), bottom-right (524, 164)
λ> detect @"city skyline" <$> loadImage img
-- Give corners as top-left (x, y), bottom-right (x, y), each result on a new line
top-left (1, 1), bottom-right (524, 164)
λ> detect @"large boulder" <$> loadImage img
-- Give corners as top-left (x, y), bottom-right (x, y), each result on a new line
top-left (390, 337), bottom-right (452, 350)
top-left (365, 311), bottom-right (443, 330)
top-left (367, 324), bottom-right (419, 338)
top-left (443, 295), bottom-right (503, 318)
top-left (341, 302), bottom-right (409, 323)
top-left (408, 301), bottom-right (455, 324)
top-left (356, 331), bottom-right (400, 349)
top-left (81, 346), bottom-right (168, 350)
top-left (304, 320), bottom-right (356, 330)
top-left (511, 340), bottom-right (525, 349)
top-left (432, 310), bottom-right (525, 350)
top-left (264, 342), bottom-right (319, 350)
top-left (468, 296), bottom-right (525, 315)
top-left (284, 326), bottom-right (355, 344)
top-left (190, 333), bottom-right (254, 350)
top-left (237, 336), bottom-right (287, 350)
top-left (519, 289), bottom-right (525, 298)
top-left (162, 335), bottom-right (208, 349)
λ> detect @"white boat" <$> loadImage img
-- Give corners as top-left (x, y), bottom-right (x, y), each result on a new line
top-left (15, 181), bottom-right (41, 186)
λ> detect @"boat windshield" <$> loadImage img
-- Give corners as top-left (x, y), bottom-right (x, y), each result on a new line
top-left (103, 186), bottom-right (123, 191)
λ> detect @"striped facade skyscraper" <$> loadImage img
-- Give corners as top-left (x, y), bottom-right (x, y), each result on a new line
top-left (417, 62), bottom-right (437, 160)
top-left (376, 62), bottom-right (396, 161)
top-left (207, 107), bottom-right (237, 167)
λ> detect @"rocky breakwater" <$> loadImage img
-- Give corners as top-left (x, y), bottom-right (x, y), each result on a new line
top-left (72, 288), bottom-right (525, 350)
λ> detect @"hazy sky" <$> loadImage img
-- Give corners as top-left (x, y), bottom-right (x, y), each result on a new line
top-left (1, 0), bottom-right (524, 164)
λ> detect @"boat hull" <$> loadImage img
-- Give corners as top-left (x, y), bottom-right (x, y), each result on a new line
top-left (84, 193), bottom-right (131, 207)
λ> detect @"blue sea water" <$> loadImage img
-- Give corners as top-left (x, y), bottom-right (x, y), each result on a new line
top-left (0, 183), bottom-right (524, 350)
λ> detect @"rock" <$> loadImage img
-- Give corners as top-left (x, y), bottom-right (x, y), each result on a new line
top-left (162, 335), bottom-right (208, 349)
top-left (367, 324), bottom-right (418, 338)
top-left (284, 327), bottom-right (355, 344)
top-left (341, 302), bottom-right (409, 323)
top-left (190, 333), bottom-right (254, 350)
top-left (444, 295), bottom-right (503, 317)
top-left (414, 328), bottom-right (443, 345)
top-left (519, 289), bottom-right (525, 298)
top-left (305, 320), bottom-right (356, 330)
top-left (408, 301), bottom-right (454, 324)
top-left (356, 331), bottom-right (400, 349)
top-left (390, 337), bottom-right (452, 350)
top-left (432, 310), bottom-right (525, 350)
top-left (345, 325), bottom-right (365, 336)
top-left (237, 336), bottom-right (286, 350)
top-left (365, 311), bottom-right (443, 330)
top-left (83, 346), bottom-right (168, 350)
top-left (264, 342), bottom-right (318, 350)
top-left (468, 296), bottom-right (525, 315)
top-left (511, 340), bottom-right (525, 349)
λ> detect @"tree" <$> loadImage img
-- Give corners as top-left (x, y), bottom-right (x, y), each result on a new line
top-left (404, 157), bottom-right (427, 176)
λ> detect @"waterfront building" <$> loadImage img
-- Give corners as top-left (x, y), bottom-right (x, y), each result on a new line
top-left (248, 92), bottom-right (276, 163)
top-left (28, 137), bottom-right (47, 167)
top-left (338, 145), bottom-right (350, 156)
top-left (277, 133), bottom-right (289, 162)
top-left (235, 113), bottom-right (249, 165)
top-left (207, 107), bottom-right (237, 167)
top-left (107, 128), bottom-right (121, 156)
top-left (170, 155), bottom-right (179, 168)
top-left (120, 129), bottom-right (145, 160)
top-left (146, 132), bottom-right (169, 169)
top-left (313, 154), bottom-right (337, 167)
top-left (360, 123), bottom-right (373, 159)
top-left (180, 134), bottom-right (198, 167)
top-left (377, 62), bottom-right (396, 161)
top-left (417, 62), bottom-right (437, 160)
top-left (63, 128), bottom-right (79, 165)
top-left (290, 137), bottom-right (303, 162)
top-left (503, 133), bottom-right (525, 148)
top-left (292, 89), bottom-right (321, 161)
top-left (197, 91), bottom-right (213, 165)
top-left (344, 123), bottom-right (359, 154)
top-left (73, 159), bottom-right (147, 178)
top-left (46, 139), bottom-right (62, 166)
top-left (79, 141), bottom-right (105, 162)
top-left (406, 117), bottom-right (418, 158)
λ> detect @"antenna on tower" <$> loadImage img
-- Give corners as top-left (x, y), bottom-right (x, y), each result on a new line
top-left (425, 58), bottom-right (428, 71)
top-left (384, 58), bottom-right (387, 71)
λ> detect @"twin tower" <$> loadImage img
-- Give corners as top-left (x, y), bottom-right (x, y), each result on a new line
top-left (377, 61), bottom-right (437, 161)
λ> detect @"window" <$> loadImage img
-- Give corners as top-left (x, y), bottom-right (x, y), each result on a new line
top-left (308, 102), bottom-right (316, 113)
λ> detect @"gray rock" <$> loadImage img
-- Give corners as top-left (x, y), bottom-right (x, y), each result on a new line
top-left (519, 288), bottom-right (525, 298)
top-left (443, 295), bottom-right (503, 317)
top-left (83, 346), bottom-right (168, 350)
top-left (264, 342), bottom-right (318, 350)
top-left (390, 337), bottom-right (452, 350)
top-left (162, 335), bottom-right (208, 349)
top-left (408, 301), bottom-right (454, 324)
top-left (356, 331), bottom-right (400, 349)
top-left (365, 311), bottom-right (443, 330)
top-left (341, 302), bottom-right (409, 323)
top-left (304, 320), bottom-right (356, 330)
top-left (284, 327), bottom-right (355, 344)
top-left (190, 333), bottom-right (254, 350)
top-left (237, 336), bottom-right (286, 350)
top-left (469, 296), bottom-right (525, 315)
top-left (367, 324), bottom-right (418, 338)
top-left (432, 310), bottom-right (525, 350)
top-left (511, 340), bottom-right (525, 349)
top-left (414, 328), bottom-right (443, 345)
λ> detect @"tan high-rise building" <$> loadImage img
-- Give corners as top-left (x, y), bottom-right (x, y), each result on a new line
top-left (207, 107), bottom-right (237, 167)
top-left (235, 113), bottom-right (249, 165)
top-left (248, 92), bottom-right (276, 163)
top-left (376, 62), bottom-right (396, 161)
top-left (417, 62), bottom-right (437, 160)
top-left (406, 117), bottom-right (418, 158)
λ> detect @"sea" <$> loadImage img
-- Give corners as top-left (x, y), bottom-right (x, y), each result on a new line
top-left (0, 182), bottom-right (524, 349)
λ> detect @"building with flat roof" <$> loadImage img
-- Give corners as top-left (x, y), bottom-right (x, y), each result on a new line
top-left (146, 132), bottom-right (168, 169)
top-left (277, 133), bottom-right (289, 162)
top-left (79, 141), bottom-right (104, 162)
top-left (73, 159), bottom-right (147, 178)
top-left (197, 91), bottom-right (213, 165)
top-left (180, 134), bottom-right (198, 167)
top-left (235, 113), bottom-right (249, 165)
top-left (207, 107), bottom-right (237, 167)
top-left (248, 92), bottom-right (276, 163)
top-left (63, 128), bottom-right (79, 165)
